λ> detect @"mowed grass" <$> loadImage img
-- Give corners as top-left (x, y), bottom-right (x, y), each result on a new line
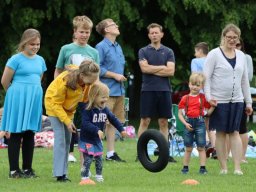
top-left (0, 138), bottom-right (256, 192)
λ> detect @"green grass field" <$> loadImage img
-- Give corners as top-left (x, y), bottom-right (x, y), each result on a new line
top-left (0, 137), bottom-right (256, 192)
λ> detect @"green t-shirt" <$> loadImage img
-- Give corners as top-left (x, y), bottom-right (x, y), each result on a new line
top-left (56, 43), bottom-right (100, 69)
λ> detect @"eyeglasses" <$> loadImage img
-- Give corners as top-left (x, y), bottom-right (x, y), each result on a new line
top-left (225, 35), bottom-right (238, 41)
top-left (105, 23), bottom-right (118, 29)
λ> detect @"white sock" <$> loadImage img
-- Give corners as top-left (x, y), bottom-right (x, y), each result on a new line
top-left (107, 151), bottom-right (114, 157)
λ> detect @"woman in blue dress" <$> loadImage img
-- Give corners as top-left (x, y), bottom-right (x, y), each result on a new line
top-left (0, 28), bottom-right (47, 178)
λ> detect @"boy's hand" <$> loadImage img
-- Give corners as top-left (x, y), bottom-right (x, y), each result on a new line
top-left (120, 131), bottom-right (128, 138)
top-left (98, 130), bottom-right (104, 140)
top-left (67, 122), bottom-right (76, 133)
top-left (185, 123), bottom-right (193, 131)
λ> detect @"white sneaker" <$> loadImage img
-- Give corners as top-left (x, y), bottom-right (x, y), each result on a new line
top-left (234, 170), bottom-right (243, 175)
top-left (95, 175), bottom-right (104, 182)
top-left (219, 169), bottom-right (228, 175)
top-left (68, 154), bottom-right (77, 162)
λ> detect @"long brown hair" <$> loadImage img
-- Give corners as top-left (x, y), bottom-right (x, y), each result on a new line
top-left (66, 60), bottom-right (99, 90)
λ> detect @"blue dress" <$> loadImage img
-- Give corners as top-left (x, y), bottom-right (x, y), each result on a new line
top-left (0, 53), bottom-right (47, 133)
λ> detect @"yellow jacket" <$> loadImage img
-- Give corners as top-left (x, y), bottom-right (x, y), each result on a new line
top-left (44, 71), bottom-right (90, 126)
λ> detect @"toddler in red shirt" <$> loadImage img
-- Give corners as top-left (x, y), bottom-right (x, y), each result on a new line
top-left (178, 72), bottom-right (216, 174)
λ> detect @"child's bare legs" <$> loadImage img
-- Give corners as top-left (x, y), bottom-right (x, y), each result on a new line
top-left (215, 132), bottom-right (228, 171)
top-left (229, 131), bottom-right (243, 171)
top-left (183, 147), bottom-right (192, 166)
top-left (198, 147), bottom-right (206, 166)
top-left (182, 146), bottom-right (192, 173)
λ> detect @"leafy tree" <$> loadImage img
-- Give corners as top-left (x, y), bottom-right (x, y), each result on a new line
top-left (0, 0), bottom-right (255, 117)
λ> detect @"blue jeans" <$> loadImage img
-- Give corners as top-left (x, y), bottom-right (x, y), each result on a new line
top-left (48, 116), bottom-right (71, 177)
top-left (183, 117), bottom-right (206, 148)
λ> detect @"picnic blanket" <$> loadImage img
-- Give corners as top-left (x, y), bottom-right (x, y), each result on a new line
top-left (147, 140), bottom-right (256, 158)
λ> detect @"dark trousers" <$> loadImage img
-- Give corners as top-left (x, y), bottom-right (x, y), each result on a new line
top-left (8, 131), bottom-right (35, 171)
top-left (69, 131), bottom-right (78, 153)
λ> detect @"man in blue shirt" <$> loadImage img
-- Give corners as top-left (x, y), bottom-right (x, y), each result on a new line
top-left (95, 18), bottom-right (127, 162)
top-left (138, 23), bottom-right (176, 162)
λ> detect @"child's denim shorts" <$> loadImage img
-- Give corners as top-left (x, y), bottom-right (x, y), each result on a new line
top-left (183, 117), bottom-right (206, 148)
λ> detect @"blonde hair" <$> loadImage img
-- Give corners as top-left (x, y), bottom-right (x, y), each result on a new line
top-left (66, 60), bottom-right (99, 90)
top-left (189, 72), bottom-right (206, 85)
top-left (147, 23), bottom-right (163, 33)
top-left (73, 15), bottom-right (93, 30)
top-left (220, 23), bottom-right (241, 46)
top-left (18, 28), bottom-right (41, 52)
top-left (86, 82), bottom-right (109, 110)
top-left (95, 18), bottom-right (114, 36)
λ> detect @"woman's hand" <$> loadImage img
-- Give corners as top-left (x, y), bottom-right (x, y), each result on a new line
top-left (209, 99), bottom-right (217, 107)
top-left (67, 122), bottom-right (76, 133)
top-left (245, 106), bottom-right (253, 116)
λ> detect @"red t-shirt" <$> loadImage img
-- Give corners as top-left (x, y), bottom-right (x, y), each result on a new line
top-left (178, 93), bottom-right (211, 118)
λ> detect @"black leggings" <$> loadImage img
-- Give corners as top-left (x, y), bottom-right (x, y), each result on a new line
top-left (69, 131), bottom-right (78, 153)
top-left (8, 131), bottom-right (35, 171)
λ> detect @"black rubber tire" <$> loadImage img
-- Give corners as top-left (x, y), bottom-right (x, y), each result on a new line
top-left (137, 129), bottom-right (169, 172)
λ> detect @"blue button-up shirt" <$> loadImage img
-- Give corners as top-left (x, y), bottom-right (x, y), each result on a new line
top-left (96, 38), bottom-right (126, 96)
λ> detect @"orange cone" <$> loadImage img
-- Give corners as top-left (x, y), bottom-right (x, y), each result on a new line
top-left (181, 179), bottom-right (200, 185)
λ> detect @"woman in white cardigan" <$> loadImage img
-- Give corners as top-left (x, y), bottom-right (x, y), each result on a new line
top-left (203, 23), bottom-right (253, 175)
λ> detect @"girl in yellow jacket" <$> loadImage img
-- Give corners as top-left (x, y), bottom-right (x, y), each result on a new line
top-left (44, 60), bottom-right (99, 182)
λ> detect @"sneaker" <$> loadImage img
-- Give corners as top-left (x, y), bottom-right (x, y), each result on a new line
top-left (95, 175), bottom-right (104, 182)
top-left (168, 156), bottom-right (177, 163)
top-left (211, 150), bottom-right (217, 159)
top-left (206, 147), bottom-right (214, 158)
top-left (79, 178), bottom-right (96, 185)
top-left (106, 152), bottom-right (126, 162)
top-left (9, 169), bottom-right (24, 178)
top-left (199, 168), bottom-right (207, 174)
top-left (56, 175), bottom-right (71, 182)
top-left (181, 167), bottom-right (189, 174)
top-left (68, 154), bottom-right (77, 162)
top-left (219, 169), bottom-right (228, 175)
top-left (234, 170), bottom-right (243, 175)
top-left (23, 169), bottom-right (39, 178)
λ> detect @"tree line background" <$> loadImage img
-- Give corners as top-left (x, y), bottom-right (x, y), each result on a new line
top-left (0, 0), bottom-right (256, 118)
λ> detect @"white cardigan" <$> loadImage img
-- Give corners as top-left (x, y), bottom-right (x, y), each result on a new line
top-left (203, 47), bottom-right (252, 107)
